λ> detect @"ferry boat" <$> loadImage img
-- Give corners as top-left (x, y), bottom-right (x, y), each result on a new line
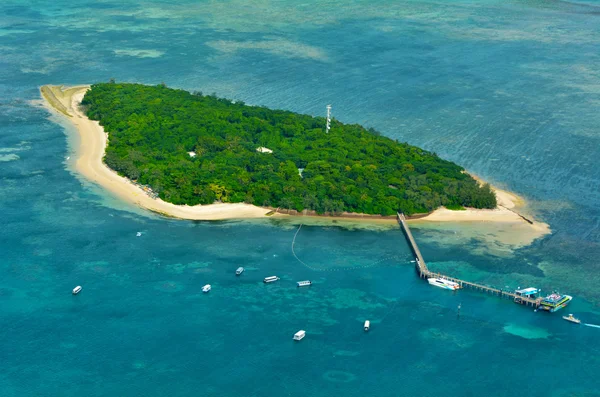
top-left (236, 267), bottom-right (244, 275)
top-left (364, 320), bottom-right (370, 331)
top-left (263, 276), bottom-right (280, 283)
top-left (539, 293), bottom-right (572, 312)
top-left (72, 286), bottom-right (82, 295)
top-left (562, 314), bottom-right (581, 324)
top-left (297, 280), bottom-right (312, 287)
top-left (427, 277), bottom-right (461, 290)
top-left (293, 330), bottom-right (306, 341)
top-left (202, 284), bottom-right (211, 293)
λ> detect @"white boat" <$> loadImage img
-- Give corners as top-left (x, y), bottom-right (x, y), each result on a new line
top-left (293, 330), bottom-right (306, 341)
top-left (72, 286), bottom-right (82, 295)
top-left (202, 284), bottom-right (211, 293)
top-left (562, 314), bottom-right (581, 324)
top-left (263, 276), bottom-right (280, 283)
top-left (236, 267), bottom-right (244, 275)
top-left (427, 277), bottom-right (461, 290)
top-left (364, 320), bottom-right (370, 331)
top-left (136, 232), bottom-right (142, 237)
top-left (297, 280), bottom-right (312, 287)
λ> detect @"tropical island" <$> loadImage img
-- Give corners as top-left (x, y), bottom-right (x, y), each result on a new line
top-left (75, 82), bottom-right (496, 216)
top-left (39, 82), bottom-right (550, 242)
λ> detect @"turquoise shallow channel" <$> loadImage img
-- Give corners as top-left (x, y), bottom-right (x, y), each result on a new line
top-left (1, 1), bottom-right (600, 396)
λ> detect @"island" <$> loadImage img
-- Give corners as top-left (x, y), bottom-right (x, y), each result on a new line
top-left (62, 82), bottom-right (497, 215)
top-left (39, 83), bottom-right (546, 233)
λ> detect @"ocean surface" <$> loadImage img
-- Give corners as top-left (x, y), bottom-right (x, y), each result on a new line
top-left (1, 0), bottom-right (600, 395)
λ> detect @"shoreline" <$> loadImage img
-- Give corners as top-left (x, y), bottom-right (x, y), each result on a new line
top-left (41, 85), bottom-right (278, 221)
top-left (40, 84), bottom-right (550, 235)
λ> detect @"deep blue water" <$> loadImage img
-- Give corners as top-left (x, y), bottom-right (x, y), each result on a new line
top-left (1, 1), bottom-right (600, 395)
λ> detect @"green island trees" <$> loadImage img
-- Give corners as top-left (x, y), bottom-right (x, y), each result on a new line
top-left (81, 82), bottom-right (496, 216)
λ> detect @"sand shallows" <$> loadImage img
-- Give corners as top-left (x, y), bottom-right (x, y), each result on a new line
top-left (40, 84), bottom-right (550, 240)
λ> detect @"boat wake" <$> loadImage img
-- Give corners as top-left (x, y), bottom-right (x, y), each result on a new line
top-left (584, 323), bottom-right (600, 329)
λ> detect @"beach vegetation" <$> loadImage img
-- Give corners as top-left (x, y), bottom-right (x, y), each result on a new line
top-left (82, 83), bottom-right (497, 215)
top-left (445, 204), bottom-right (467, 211)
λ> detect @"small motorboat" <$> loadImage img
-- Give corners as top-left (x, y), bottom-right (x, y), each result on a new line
top-left (293, 330), bottom-right (306, 341)
top-left (236, 267), bottom-right (244, 275)
top-left (202, 284), bottom-right (211, 293)
top-left (136, 232), bottom-right (142, 237)
top-left (72, 286), bottom-right (82, 295)
top-left (364, 320), bottom-right (370, 331)
top-left (562, 314), bottom-right (581, 324)
top-left (263, 276), bottom-right (280, 283)
top-left (297, 280), bottom-right (312, 287)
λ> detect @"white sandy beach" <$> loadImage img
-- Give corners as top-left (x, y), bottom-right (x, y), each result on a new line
top-left (40, 84), bottom-right (550, 238)
top-left (423, 188), bottom-right (522, 222)
top-left (41, 85), bottom-right (274, 220)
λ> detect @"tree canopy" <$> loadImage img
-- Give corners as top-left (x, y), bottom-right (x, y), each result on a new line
top-left (81, 82), bottom-right (496, 216)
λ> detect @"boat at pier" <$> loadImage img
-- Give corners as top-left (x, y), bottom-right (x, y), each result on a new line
top-left (427, 277), bottom-right (461, 290)
top-left (236, 267), bottom-right (244, 275)
top-left (539, 293), bottom-right (572, 312)
top-left (562, 314), bottom-right (581, 324)
top-left (297, 280), bottom-right (311, 287)
top-left (514, 287), bottom-right (539, 298)
top-left (263, 276), bottom-right (280, 283)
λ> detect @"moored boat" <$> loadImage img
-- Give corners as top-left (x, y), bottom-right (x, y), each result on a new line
top-left (427, 277), bottom-right (461, 290)
top-left (514, 287), bottom-right (539, 298)
top-left (293, 330), bottom-right (306, 341)
top-left (202, 284), bottom-right (211, 293)
top-left (539, 293), bottom-right (572, 312)
top-left (297, 280), bottom-right (311, 287)
top-left (72, 286), bottom-right (82, 295)
top-left (236, 267), bottom-right (244, 275)
top-left (263, 276), bottom-right (280, 283)
top-left (562, 314), bottom-right (581, 324)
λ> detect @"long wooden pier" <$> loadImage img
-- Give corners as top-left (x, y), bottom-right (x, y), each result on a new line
top-left (397, 213), bottom-right (541, 308)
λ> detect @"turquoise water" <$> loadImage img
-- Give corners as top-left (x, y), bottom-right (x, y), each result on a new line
top-left (2, 0), bottom-right (600, 395)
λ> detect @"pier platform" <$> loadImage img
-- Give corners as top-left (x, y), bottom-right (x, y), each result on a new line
top-left (397, 213), bottom-right (541, 308)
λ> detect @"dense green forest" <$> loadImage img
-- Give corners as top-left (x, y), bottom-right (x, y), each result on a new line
top-left (81, 82), bottom-right (496, 216)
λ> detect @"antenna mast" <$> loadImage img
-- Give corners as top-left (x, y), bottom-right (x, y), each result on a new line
top-left (326, 105), bottom-right (331, 134)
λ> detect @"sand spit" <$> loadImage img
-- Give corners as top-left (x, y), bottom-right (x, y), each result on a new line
top-left (40, 84), bottom-right (550, 240)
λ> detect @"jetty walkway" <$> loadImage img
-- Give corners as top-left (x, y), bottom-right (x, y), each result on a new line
top-left (397, 213), bottom-right (541, 308)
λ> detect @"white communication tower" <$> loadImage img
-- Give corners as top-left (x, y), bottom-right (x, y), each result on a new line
top-left (326, 105), bottom-right (332, 134)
